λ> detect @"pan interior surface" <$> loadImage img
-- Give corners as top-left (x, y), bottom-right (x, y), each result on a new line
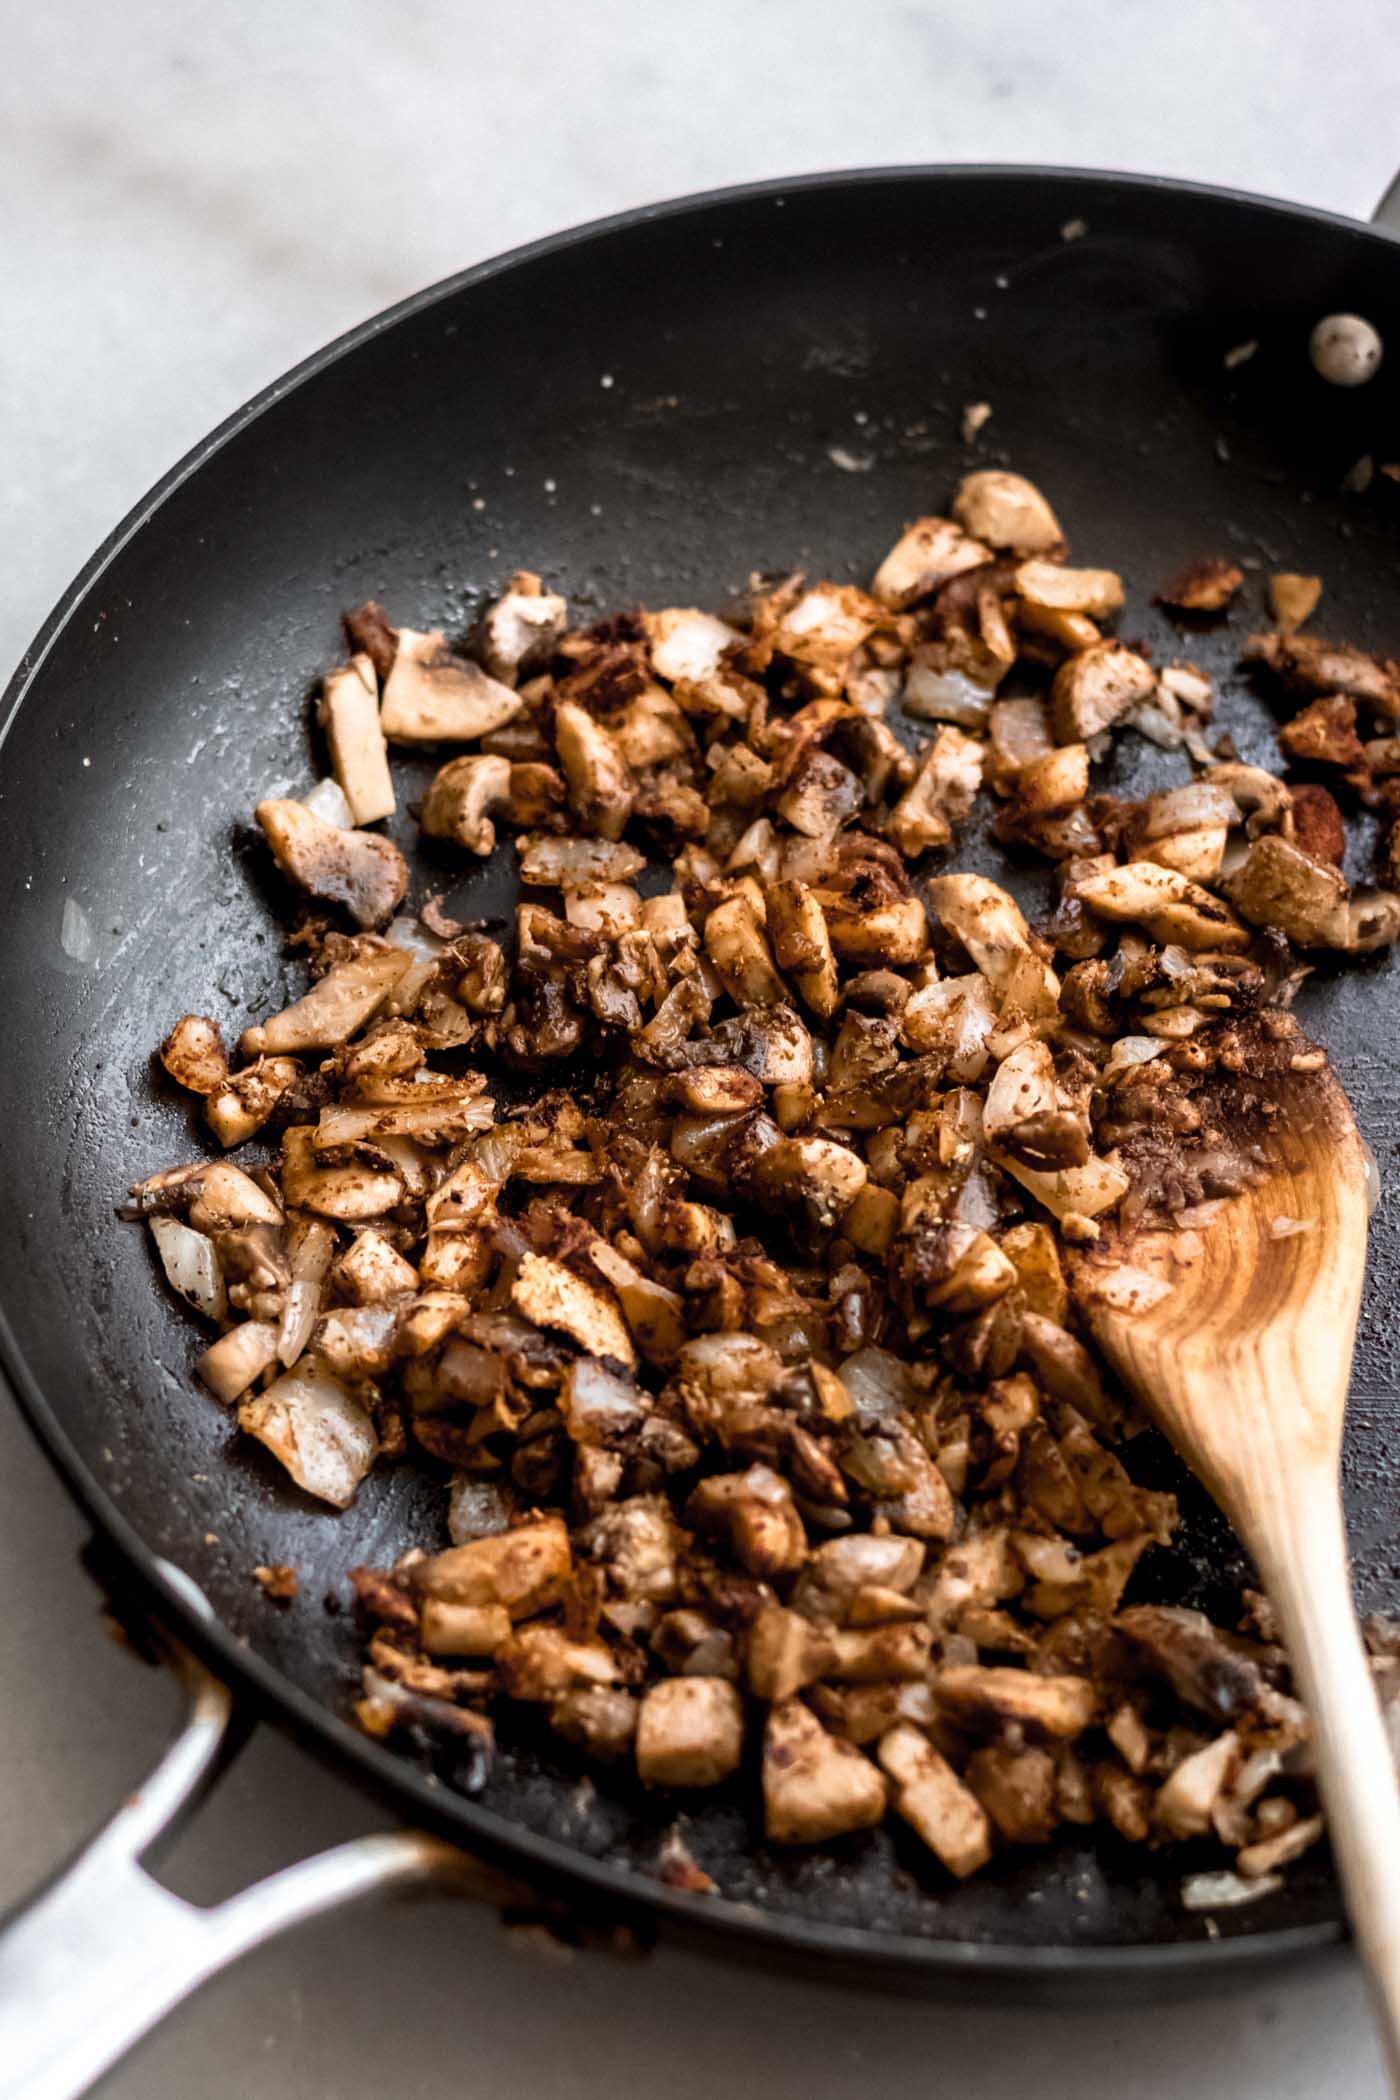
top-left (4, 167), bottom-right (1400, 1979)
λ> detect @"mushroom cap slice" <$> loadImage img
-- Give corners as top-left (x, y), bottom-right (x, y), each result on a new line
top-left (256, 798), bottom-right (408, 930)
top-left (420, 754), bottom-right (512, 855)
top-left (319, 654), bottom-right (396, 825)
top-left (380, 627), bottom-right (523, 743)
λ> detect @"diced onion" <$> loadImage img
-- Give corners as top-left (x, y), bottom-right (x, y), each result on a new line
top-left (1102, 1035), bottom-right (1166, 1080)
top-left (837, 1346), bottom-right (911, 1422)
top-left (385, 914), bottom-right (446, 962)
top-left (1081, 1264), bottom-right (1173, 1313)
top-left (302, 777), bottom-right (354, 827)
top-left (149, 1215), bottom-right (226, 1322)
top-left (239, 1363), bottom-right (376, 1508)
top-left (448, 1476), bottom-right (512, 1546)
top-left (1180, 1870), bottom-right (1282, 1912)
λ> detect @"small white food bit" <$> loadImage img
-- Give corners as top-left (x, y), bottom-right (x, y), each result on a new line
top-left (1223, 340), bottom-right (1258, 370)
top-left (1061, 216), bottom-right (1088, 242)
top-left (1310, 312), bottom-right (1383, 386)
top-left (827, 444), bottom-right (874, 474)
top-left (961, 401), bottom-right (992, 443)
top-left (1181, 1869), bottom-right (1282, 1911)
top-left (1270, 1215), bottom-right (1314, 1239)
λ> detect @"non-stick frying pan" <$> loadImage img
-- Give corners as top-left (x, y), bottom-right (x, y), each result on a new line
top-left (5, 165), bottom-right (1400, 2099)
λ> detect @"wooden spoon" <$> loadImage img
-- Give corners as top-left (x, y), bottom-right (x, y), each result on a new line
top-left (1076, 1029), bottom-right (1400, 2085)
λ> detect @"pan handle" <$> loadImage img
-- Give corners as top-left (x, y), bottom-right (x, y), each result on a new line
top-left (1372, 174), bottom-right (1400, 234)
top-left (0, 1636), bottom-right (486, 2100)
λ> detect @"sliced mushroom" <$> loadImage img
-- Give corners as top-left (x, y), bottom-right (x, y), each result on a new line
top-left (281, 1126), bottom-right (404, 1222)
top-left (420, 754), bottom-right (513, 855)
top-left (1244, 631), bottom-right (1400, 714)
top-left (319, 655), bottom-right (396, 824)
top-left (256, 799), bottom-right (408, 930)
top-left (379, 627), bottom-right (523, 742)
top-left (870, 515), bottom-right (991, 610)
top-left (240, 947), bottom-right (412, 1056)
top-left (1075, 862), bottom-right (1251, 952)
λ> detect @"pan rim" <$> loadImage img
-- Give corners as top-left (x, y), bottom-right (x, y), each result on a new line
top-left (2, 158), bottom-right (1378, 1981)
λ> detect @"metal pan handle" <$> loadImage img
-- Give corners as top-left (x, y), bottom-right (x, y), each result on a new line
top-left (1373, 174), bottom-right (1400, 234)
top-left (0, 1634), bottom-right (479, 2100)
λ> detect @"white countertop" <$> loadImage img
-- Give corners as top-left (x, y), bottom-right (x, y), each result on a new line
top-left (2, 3), bottom-right (1397, 2093)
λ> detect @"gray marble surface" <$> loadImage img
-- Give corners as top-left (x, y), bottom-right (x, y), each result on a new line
top-left (3, 3), bottom-right (1399, 2094)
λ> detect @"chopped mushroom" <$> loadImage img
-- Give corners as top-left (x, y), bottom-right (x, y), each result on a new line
top-left (1244, 632), bottom-right (1400, 715)
top-left (636, 1677), bottom-right (745, 1787)
top-left (241, 947), bottom-right (411, 1056)
top-left (512, 1252), bottom-right (637, 1368)
top-left (256, 799), bottom-right (408, 930)
top-left (160, 1015), bottom-right (228, 1097)
top-left (379, 627), bottom-right (523, 742)
top-left (879, 1723), bottom-right (993, 1876)
top-left (554, 699), bottom-right (635, 841)
top-left (1051, 641), bottom-right (1157, 742)
top-left (871, 516), bottom-right (991, 610)
top-left (888, 726), bottom-right (984, 857)
top-left (420, 754), bottom-right (512, 855)
top-left (319, 655), bottom-right (396, 824)
top-left (1016, 560), bottom-right (1124, 619)
top-left (133, 467), bottom-right (1387, 1888)
top-left (478, 572), bottom-right (568, 686)
top-left (763, 1699), bottom-right (888, 1843)
top-left (952, 470), bottom-right (1064, 555)
top-left (1075, 862), bottom-right (1251, 952)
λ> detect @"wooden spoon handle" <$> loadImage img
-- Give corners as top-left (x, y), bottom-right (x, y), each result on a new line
top-left (1248, 1469), bottom-right (1400, 2092)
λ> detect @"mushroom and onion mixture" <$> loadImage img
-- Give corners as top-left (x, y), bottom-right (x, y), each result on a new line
top-left (133, 469), bottom-right (1400, 1896)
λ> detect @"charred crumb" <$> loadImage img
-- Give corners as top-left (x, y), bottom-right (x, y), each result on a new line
top-left (1155, 558), bottom-right (1245, 615)
top-left (130, 465), bottom-right (1399, 1888)
top-left (252, 1562), bottom-right (299, 1602)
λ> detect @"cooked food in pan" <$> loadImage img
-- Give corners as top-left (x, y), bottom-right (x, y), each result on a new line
top-left (128, 468), bottom-right (1400, 1894)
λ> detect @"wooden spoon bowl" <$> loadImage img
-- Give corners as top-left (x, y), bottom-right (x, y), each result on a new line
top-left (1076, 1023), bottom-right (1400, 2085)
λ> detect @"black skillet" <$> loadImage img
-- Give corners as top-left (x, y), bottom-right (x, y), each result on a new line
top-left (4, 166), bottom-right (1400, 2094)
